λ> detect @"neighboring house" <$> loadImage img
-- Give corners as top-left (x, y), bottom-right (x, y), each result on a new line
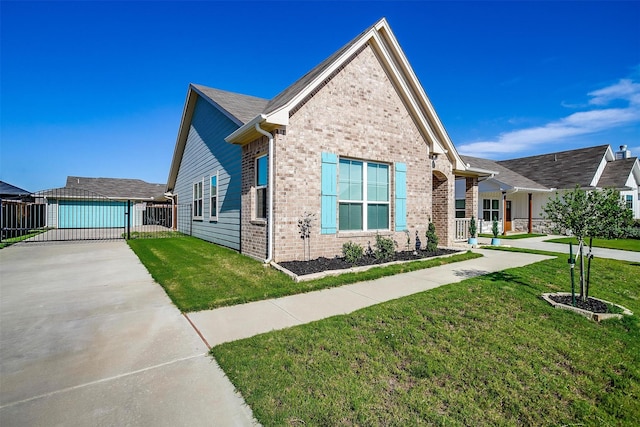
top-left (167, 18), bottom-right (488, 263)
top-left (0, 181), bottom-right (33, 201)
top-left (1, 181), bottom-right (37, 239)
top-left (41, 176), bottom-right (168, 228)
top-left (457, 144), bottom-right (640, 234)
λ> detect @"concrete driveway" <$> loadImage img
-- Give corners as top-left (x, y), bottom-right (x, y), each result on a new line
top-left (0, 241), bottom-right (257, 426)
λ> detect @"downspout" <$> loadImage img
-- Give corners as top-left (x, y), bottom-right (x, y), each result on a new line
top-left (255, 123), bottom-right (274, 264)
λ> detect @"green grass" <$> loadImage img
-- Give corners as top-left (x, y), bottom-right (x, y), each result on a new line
top-left (478, 233), bottom-right (546, 239)
top-left (127, 235), bottom-right (482, 312)
top-left (545, 236), bottom-right (640, 252)
top-left (212, 255), bottom-right (639, 426)
top-left (0, 229), bottom-right (47, 248)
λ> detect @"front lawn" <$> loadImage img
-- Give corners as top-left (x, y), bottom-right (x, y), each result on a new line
top-left (128, 236), bottom-right (481, 312)
top-left (545, 236), bottom-right (640, 252)
top-left (212, 255), bottom-right (639, 426)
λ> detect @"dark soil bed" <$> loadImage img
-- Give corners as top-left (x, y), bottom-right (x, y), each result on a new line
top-left (548, 294), bottom-right (616, 314)
top-left (279, 249), bottom-right (460, 276)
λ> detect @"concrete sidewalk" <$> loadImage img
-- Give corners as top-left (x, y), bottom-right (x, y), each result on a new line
top-left (0, 242), bottom-right (257, 427)
top-left (187, 249), bottom-right (553, 347)
top-left (477, 235), bottom-right (640, 263)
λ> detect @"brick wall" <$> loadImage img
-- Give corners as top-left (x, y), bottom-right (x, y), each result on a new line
top-left (263, 44), bottom-right (455, 262)
top-left (240, 136), bottom-right (269, 261)
top-left (465, 177), bottom-right (478, 219)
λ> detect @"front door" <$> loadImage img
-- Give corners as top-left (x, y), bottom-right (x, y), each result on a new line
top-left (505, 201), bottom-right (512, 232)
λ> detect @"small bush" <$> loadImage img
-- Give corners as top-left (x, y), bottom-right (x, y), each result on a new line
top-left (624, 226), bottom-right (640, 240)
top-left (469, 216), bottom-right (477, 238)
top-left (342, 241), bottom-right (364, 264)
top-left (374, 233), bottom-right (396, 261)
top-left (492, 217), bottom-right (499, 238)
top-left (426, 221), bottom-right (438, 252)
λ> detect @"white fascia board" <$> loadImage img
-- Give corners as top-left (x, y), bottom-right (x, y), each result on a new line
top-left (510, 187), bottom-right (553, 193)
top-left (631, 158), bottom-right (640, 183)
top-left (263, 34), bottom-right (377, 124)
top-left (372, 25), bottom-right (468, 172)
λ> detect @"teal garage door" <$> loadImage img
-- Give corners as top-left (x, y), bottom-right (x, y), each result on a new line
top-left (58, 200), bottom-right (127, 228)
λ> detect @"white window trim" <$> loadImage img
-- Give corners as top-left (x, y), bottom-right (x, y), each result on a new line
top-left (338, 158), bottom-right (390, 232)
top-left (255, 154), bottom-right (268, 220)
top-left (210, 171), bottom-right (219, 221)
top-left (193, 178), bottom-right (204, 220)
top-left (482, 199), bottom-right (500, 222)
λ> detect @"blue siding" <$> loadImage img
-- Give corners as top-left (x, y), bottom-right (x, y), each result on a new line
top-left (174, 96), bottom-right (242, 250)
top-left (321, 152), bottom-right (338, 234)
top-left (58, 200), bottom-right (127, 228)
top-left (395, 162), bottom-right (407, 231)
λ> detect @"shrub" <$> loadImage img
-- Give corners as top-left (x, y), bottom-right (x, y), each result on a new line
top-left (492, 217), bottom-right (499, 238)
top-left (426, 221), bottom-right (438, 252)
top-left (342, 241), bottom-right (364, 264)
top-left (374, 233), bottom-right (396, 261)
top-left (624, 226), bottom-right (640, 240)
top-left (469, 216), bottom-right (477, 238)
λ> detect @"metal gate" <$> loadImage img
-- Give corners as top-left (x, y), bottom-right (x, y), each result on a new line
top-left (0, 187), bottom-right (177, 244)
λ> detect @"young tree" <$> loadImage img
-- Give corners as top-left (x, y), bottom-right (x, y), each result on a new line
top-left (543, 186), bottom-right (632, 301)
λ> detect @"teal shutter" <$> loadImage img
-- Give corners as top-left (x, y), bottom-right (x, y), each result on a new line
top-left (321, 152), bottom-right (338, 234)
top-left (395, 162), bottom-right (407, 231)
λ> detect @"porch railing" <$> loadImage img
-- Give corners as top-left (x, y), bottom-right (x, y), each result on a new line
top-left (455, 218), bottom-right (471, 242)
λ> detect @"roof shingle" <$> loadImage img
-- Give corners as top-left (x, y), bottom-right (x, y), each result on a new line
top-left (497, 145), bottom-right (610, 189)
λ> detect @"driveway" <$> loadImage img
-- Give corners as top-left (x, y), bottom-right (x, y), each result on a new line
top-left (0, 241), bottom-right (257, 426)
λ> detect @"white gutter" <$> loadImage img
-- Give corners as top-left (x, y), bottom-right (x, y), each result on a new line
top-left (255, 122), bottom-right (274, 264)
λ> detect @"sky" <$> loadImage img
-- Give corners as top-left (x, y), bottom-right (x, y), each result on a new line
top-left (1, 1), bottom-right (639, 192)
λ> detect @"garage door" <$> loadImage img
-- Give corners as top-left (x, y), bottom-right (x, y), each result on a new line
top-left (58, 200), bottom-right (127, 228)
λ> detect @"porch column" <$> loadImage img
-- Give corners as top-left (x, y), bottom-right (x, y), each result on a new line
top-left (464, 177), bottom-right (478, 218)
top-left (502, 191), bottom-right (507, 236)
top-left (528, 193), bottom-right (532, 234)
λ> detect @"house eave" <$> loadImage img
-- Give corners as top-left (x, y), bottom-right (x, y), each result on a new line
top-left (225, 114), bottom-right (287, 145)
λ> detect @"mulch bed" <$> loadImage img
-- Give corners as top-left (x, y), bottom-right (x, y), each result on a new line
top-left (279, 249), bottom-right (460, 276)
top-left (548, 294), bottom-right (612, 314)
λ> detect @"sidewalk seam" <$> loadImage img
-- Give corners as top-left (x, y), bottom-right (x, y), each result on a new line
top-left (0, 353), bottom-right (207, 410)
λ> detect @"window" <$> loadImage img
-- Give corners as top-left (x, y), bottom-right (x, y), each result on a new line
top-left (482, 199), bottom-right (499, 221)
top-left (193, 180), bottom-right (203, 219)
top-left (338, 159), bottom-right (389, 231)
top-left (455, 199), bottom-right (466, 219)
top-left (255, 155), bottom-right (268, 219)
top-left (626, 195), bottom-right (633, 210)
top-left (210, 172), bottom-right (218, 220)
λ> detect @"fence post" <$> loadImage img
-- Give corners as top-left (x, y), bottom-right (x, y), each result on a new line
top-left (127, 200), bottom-right (131, 240)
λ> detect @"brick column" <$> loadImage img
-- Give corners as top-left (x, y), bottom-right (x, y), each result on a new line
top-left (465, 177), bottom-right (478, 219)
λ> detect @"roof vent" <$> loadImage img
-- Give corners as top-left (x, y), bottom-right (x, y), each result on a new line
top-left (615, 145), bottom-right (631, 160)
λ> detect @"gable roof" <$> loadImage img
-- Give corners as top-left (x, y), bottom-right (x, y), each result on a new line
top-left (223, 18), bottom-right (472, 172)
top-left (167, 17), bottom-right (483, 192)
top-left (63, 176), bottom-right (166, 200)
top-left (460, 156), bottom-right (549, 192)
top-left (191, 84), bottom-right (269, 125)
top-left (0, 180), bottom-right (32, 198)
top-left (497, 145), bottom-right (610, 189)
top-left (597, 157), bottom-right (640, 189)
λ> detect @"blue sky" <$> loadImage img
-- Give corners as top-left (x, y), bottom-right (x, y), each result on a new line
top-left (2, 1), bottom-right (639, 192)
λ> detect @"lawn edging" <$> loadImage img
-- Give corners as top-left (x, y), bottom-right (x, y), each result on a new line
top-left (541, 292), bottom-right (633, 322)
top-left (272, 248), bottom-right (468, 282)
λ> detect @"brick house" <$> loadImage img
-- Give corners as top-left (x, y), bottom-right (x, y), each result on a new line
top-left (166, 18), bottom-right (486, 263)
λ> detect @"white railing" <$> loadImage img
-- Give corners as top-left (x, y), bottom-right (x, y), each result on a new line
top-left (455, 218), bottom-right (472, 241)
